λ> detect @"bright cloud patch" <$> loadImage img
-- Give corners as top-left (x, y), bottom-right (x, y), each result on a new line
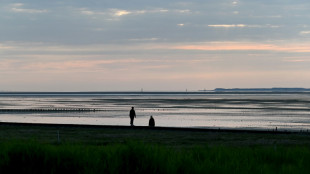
top-left (174, 42), bottom-right (310, 53)
top-left (208, 24), bottom-right (280, 28)
top-left (111, 9), bottom-right (131, 16)
top-left (208, 24), bottom-right (246, 28)
top-left (300, 31), bottom-right (310, 35)
top-left (10, 3), bottom-right (48, 13)
top-left (78, 7), bottom-right (190, 18)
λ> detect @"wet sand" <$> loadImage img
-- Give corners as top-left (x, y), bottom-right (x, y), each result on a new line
top-left (1, 92), bottom-right (310, 130)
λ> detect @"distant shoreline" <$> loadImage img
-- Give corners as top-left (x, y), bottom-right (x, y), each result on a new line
top-left (212, 87), bottom-right (310, 92)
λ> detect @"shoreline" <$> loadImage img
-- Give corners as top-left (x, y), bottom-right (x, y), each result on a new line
top-left (1, 93), bottom-right (310, 131)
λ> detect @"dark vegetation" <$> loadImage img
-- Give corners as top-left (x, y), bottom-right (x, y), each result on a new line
top-left (0, 123), bottom-right (310, 173)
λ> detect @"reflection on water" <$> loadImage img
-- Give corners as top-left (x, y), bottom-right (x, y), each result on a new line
top-left (0, 93), bottom-right (310, 131)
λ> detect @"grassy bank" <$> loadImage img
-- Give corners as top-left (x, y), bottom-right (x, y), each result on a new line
top-left (1, 123), bottom-right (310, 146)
top-left (0, 123), bottom-right (310, 173)
top-left (0, 141), bottom-right (310, 173)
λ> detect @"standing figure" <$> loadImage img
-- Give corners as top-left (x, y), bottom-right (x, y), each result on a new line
top-left (149, 116), bottom-right (155, 127)
top-left (129, 107), bottom-right (136, 126)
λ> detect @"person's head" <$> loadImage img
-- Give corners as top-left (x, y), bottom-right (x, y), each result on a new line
top-left (132, 107), bottom-right (134, 109)
top-left (150, 115), bottom-right (153, 118)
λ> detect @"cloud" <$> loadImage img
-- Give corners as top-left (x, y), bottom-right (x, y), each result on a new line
top-left (80, 9), bottom-right (96, 15)
top-left (2, 41), bottom-right (167, 54)
top-left (3, 40), bottom-right (310, 58)
top-left (232, 1), bottom-right (239, 6)
top-left (283, 56), bottom-right (310, 62)
top-left (208, 24), bottom-right (280, 28)
top-left (110, 9), bottom-right (132, 16)
top-left (78, 7), bottom-right (190, 18)
top-left (152, 9), bottom-right (169, 13)
top-left (284, 59), bottom-right (310, 62)
top-left (0, 57), bottom-right (147, 73)
top-left (173, 41), bottom-right (310, 53)
top-left (208, 24), bottom-right (246, 28)
top-left (233, 11), bottom-right (239, 14)
top-left (129, 38), bottom-right (159, 41)
top-left (78, 8), bottom-right (149, 17)
top-left (175, 9), bottom-right (191, 13)
top-left (0, 55), bottom-right (179, 74)
top-left (300, 31), bottom-right (310, 35)
top-left (11, 3), bottom-right (24, 7)
top-left (9, 3), bottom-right (48, 14)
top-left (0, 43), bottom-right (13, 51)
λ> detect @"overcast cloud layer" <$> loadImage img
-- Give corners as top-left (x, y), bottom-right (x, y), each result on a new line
top-left (1, 0), bottom-right (310, 91)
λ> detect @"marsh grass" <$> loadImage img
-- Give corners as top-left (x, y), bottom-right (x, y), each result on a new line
top-left (0, 140), bottom-right (310, 174)
top-left (1, 124), bottom-right (310, 173)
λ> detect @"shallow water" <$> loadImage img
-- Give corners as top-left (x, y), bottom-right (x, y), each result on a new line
top-left (0, 92), bottom-right (310, 131)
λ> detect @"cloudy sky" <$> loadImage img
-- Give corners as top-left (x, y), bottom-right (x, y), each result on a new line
top-left (1, 0), bottom-right (310, 91)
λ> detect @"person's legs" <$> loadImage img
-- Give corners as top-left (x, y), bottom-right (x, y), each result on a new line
top-left (130, 117), bottom-right (134, 126)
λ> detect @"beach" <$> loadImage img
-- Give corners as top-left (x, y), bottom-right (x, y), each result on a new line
top-left (1, 92), bottom-right (310, 131)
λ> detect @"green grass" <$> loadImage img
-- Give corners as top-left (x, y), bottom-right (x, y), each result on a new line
top-left (1, 124), bottom-right (310, 146)
top-left (0, 140), bottom-right (310, 174)
top-left (1, 124), bottom-right (310, 173)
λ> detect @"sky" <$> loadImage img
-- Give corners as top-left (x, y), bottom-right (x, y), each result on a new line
top-left (1, 0), bottom-right (310, 91)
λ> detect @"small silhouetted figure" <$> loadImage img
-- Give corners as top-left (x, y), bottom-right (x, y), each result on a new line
top-left (149, 116), bottom-right (155, 127)
top-left (129, 107), bottom-right (136, 126)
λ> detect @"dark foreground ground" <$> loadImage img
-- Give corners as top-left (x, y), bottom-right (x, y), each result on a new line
top-left (1, 122), bottom-right (310, 146)
top-left (1, 122), bottom-right (310, 174)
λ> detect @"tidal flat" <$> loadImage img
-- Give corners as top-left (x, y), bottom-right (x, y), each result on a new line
top-left (1, 92), bottom-right (310, 130)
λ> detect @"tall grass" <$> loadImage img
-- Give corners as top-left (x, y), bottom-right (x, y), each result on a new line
top-left (0, 141), bottom-right (309, 174)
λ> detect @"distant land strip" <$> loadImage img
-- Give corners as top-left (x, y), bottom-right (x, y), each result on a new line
top-left (212, 88), bottom-right (310, 92)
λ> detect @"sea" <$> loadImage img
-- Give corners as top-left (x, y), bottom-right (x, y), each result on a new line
top-left (0, 92), bottom-right (310, 131)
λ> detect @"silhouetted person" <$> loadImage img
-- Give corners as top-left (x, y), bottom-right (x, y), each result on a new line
top-left (129, 107), bottom-right (136, 126)
top-left (149, 116), bottom-right (155, 127)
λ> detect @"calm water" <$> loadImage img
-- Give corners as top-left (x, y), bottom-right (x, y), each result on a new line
top-left (0, 92), bottom-right (310, 131)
